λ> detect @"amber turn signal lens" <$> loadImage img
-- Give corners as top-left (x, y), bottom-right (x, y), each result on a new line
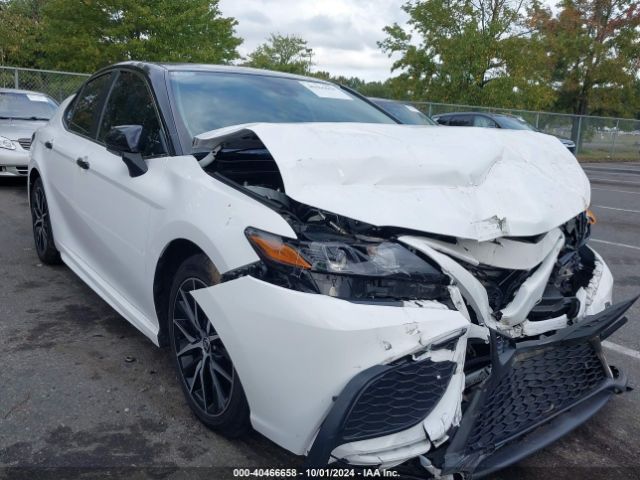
top-left (248, 234), bottom-right (312, 269)
top-left (587, 209), bottom-right (597, 225)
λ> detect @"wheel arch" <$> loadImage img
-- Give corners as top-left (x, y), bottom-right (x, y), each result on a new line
top-left (28, 167), bottom-right (41, 194)
top-left (153, 238), bottom-right (221, 347)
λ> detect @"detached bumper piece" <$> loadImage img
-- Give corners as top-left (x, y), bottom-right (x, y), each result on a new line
top-left (306, 356), bottom-right (457, 467)
top-left (443, 297), bottom-right (636, 478)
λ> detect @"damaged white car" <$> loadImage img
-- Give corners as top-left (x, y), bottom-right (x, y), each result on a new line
top-left (29, 62), bottom-right (635, 478)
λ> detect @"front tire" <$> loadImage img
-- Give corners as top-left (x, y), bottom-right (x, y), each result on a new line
top-left (30, 177), bottom-right (61, 265)
top-left (168, 253), bottom-right (250, 437)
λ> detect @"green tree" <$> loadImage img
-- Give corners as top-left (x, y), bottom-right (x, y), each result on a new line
top-left (38, 0), bottom-right (242, 72)
top-left (0, 0), bottom-right (46, 67)
top-left (245, 33), bottom-right (313, 75)
top-left (530, 0), bottom-right (640, 118)
top-left (379, 0), bottom-right (555, 108)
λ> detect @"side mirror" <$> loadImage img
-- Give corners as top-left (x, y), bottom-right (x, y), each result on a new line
top-left (104, 125), bottom-right (148, 177)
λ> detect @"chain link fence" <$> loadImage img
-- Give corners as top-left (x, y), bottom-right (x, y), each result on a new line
top-left (1, 66), bottom-right (639, 161)
top-left (0, 66), bottom-right (89, 103)
top-left (411, 101), bottom-right (640, 161)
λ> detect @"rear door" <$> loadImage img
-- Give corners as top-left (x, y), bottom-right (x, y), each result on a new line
top-left (45, 72), bottom-right (114, 256)
top-left (73, 69), bottom-right (169, 309)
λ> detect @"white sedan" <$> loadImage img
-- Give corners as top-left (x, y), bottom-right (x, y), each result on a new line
top-left (29, 62), bottom-right (634, 477)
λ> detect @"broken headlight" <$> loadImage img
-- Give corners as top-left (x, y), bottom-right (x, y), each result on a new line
top-left (244, 227), bottom-right (450, 301)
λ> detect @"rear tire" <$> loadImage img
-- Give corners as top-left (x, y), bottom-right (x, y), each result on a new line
top-left (168, 253), bottom-right (250, 437)
top-left (30, 177), bottom-right (61, 265)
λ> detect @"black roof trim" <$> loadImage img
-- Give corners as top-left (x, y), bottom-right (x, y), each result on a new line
top-left (96, 61), bottom-right (333, 83)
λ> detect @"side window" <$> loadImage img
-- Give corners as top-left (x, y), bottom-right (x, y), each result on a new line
top-left (435, 116), bottom-right (449, 125)
top-left (449, 115), bottom-right (472, 126)
top-left (473, 115), bottom-right (497, 128)
top-left (67, 73), bottom-right (113, 137)
top-left (98, 71), bottom-right (167, 158)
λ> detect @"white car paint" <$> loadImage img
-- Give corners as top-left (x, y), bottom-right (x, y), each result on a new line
top-left (191, 277), bottom-right (469, 456)
top-left (195, 123), bottom-right (590, 241)
top-left (33, 97), bottom-right (296, 343)
top-left (32, 95), bottom-right (617, 471)
top-left (0, 144), bottom-right (30, 176)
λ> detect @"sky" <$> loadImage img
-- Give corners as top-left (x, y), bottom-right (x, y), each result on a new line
top-left (219, 0), bottom-right (409, 81)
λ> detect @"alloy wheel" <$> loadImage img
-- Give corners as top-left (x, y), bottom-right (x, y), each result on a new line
top-left (171, 278), bottom-right (234, 416)
top-left (31, 184), bottom-right (50, 254)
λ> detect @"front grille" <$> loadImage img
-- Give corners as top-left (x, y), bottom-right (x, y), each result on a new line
top-left (466, 342), bottom-right (606, 450)
top-left (341, 359), bottom-right (456, 442)
top-left (16, 166), bottom-right (28, 175)
top-left (17, 138), bottom-right (31, 150)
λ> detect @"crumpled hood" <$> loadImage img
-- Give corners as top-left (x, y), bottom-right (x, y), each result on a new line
top-left (0, 119), bottom-right (47, 140)
top-left (195, 122), bottom-right (590, 241)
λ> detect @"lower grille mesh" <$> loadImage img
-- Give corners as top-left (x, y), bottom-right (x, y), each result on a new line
top-left (341, 359), bottom-right (456, 442)
top-left (467, 342), bottom-right (606, 450)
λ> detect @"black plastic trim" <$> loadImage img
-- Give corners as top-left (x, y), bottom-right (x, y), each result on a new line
top-left (305, 364), bottom-right (389, 469)
top-left (305, 357), bottom-right (455, 468)
top-left (473, 379), bottom-right (625, 479)
top-left (442, 296), bottom-right (637, 476)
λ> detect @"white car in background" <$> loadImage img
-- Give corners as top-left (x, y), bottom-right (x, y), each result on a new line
top-left (0, 88), bottom-right (58, 176)
top-left (28, 62), bottom-right (634, 478)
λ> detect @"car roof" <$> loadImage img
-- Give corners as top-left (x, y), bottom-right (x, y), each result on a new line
top-left (103, 61), bottom-right (332, 84)
top-left (434, 111), bottom-right (518, 120)
top-left (369, 97), bottom-right (400, 104)
top-left (0, 87), bottom-right (54, 97)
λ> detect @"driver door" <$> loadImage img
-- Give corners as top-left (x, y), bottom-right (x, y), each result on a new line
top-left (73, 69), bottom-right (169, 311)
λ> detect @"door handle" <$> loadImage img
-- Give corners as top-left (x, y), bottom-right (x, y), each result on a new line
top-left (76, 158), bottom-right (90, 170)
top-left (44, 140), bottom-right (53, 149)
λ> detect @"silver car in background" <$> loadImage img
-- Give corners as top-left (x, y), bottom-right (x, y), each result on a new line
top-left (0, 88), bottom-right (58, 177)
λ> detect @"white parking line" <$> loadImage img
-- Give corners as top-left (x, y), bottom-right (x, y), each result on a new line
top-left (593, 204), bottom-right (640, 214)
top-left (584, 170), bottom-right (640, 178)
top-left (584, 166), bottom-right (640, 173)
top-left (591, 238), bottom-right (640, 251)
top-left (592, 187), bottom-right (640, 196)
top-left (603, 341), bottom-right (640, 361)
top-left (588, 176), bottom-right (640, 186)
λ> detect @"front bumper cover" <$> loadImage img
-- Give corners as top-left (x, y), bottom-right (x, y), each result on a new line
top-left (0, 148), bottom-right (29, 176)
top-left (305, 297), bottom-right (635, 476)
top-left (190, 276), bottom-right (469, 456)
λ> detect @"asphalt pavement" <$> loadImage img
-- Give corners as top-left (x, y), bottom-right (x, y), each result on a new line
top-left (1, 163), bottom-right (639, 479)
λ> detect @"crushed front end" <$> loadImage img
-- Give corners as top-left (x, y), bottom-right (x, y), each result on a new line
top-left (189, 124), bottom-right (635, 478)
top-left (303, 299), bottom-right (632, 478)
top-left (192, 203), bottom-right (634, 478)
top-left (300, 213), bottom-right (635, 478)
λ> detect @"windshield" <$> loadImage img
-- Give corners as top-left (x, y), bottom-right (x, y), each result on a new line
top-left (496, 115), bottom-right (536, 131)
top-left (169, 71), bottom-right (395, 137)
top-left (374, 100), bottom-right (436, 125)
top-left (0, 92), bottom-right (58, 120)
